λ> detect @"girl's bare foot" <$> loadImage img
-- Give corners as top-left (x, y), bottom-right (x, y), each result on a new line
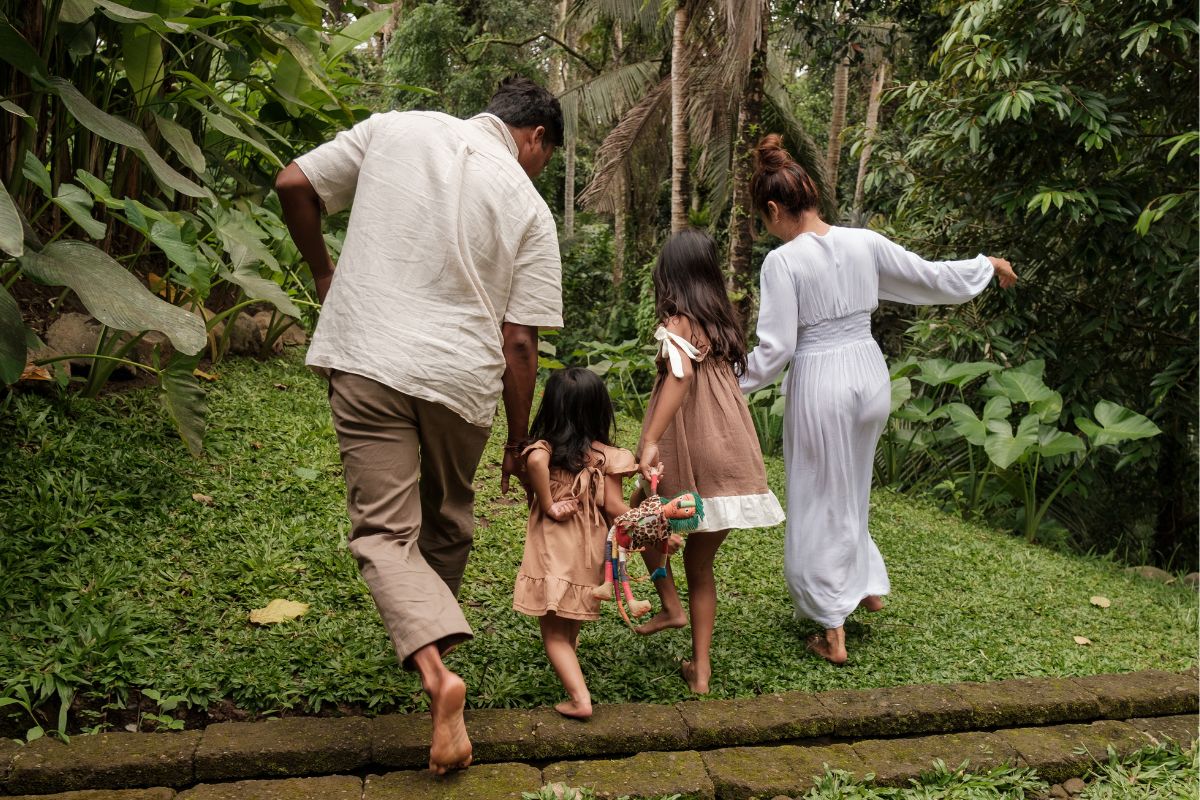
top-left (554, 696), bottom-right (593, 719)
top-left (858, 595), bottom-right (884, 612)
top-left (806, 632), bottom-right (847, 666)
top-left (427, 672), bottom-right (472, 775)
top-left (634, 609), bottom-right (687, 635)
top-left (680, 659), bottom-right (711, 694)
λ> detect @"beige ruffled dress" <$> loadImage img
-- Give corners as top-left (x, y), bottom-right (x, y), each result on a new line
top-left (638, 325), bottom-right (785, 532)
top-left (512, 440), bottom-right (638, 621)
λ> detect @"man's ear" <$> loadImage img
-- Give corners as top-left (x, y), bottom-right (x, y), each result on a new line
top-left (532, 125), bottom-right (546, 149)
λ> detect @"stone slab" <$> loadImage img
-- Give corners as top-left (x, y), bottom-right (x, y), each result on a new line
top-left (816, 683), bottom-right (976, 738)
top-left (678, 692), bottom-right (833, 748)
top-left (1, 736), bottom-right (21, 782)
top-left (997, 720), bottom-right (1148, 783)
top-left (5, 731), bottom-right (200, 794)
top-left (703, 743), bottom-right (862, 800)
top-left (852, 731), bottom-right (1019, 786)
top-left (543, 749), bottom-right (713, 800)
top-left (1070, 670), bottom-right (1199, 719)
top-left (951, 677), bottom-right (1101, 729)
top-left (466, 706), bottom-right (559, 763)
top-left (6, 791), bottom-right (176, 800)
top-left (531, 702), bottom-right (689, 759)
top-left (364, 763), bottom-right (543, 799)
top-left (370, 712), bottom-right (432, 769)
top-left (1126, 714), bottom-right (1198, 747)
top-left (177, 775), bottom-right (361, 800)
top-left (193, 716), bottom-right (370, 781)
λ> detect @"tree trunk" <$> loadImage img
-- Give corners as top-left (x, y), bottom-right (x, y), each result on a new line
top-left (613, 176), bottom-right (626, 289)
top-left (670, 2), bottom-right (690, 233)
top-left (825, 55), bottom-right (850, 214)
top-left (852, 59), bottom-right (888, 219)
top-left (552, 0), bottom-right (576, 238)
top-left (726, 13), bottom-right (768, 325)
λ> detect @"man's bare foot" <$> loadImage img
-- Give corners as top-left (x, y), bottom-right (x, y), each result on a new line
top-left (806, 633), bottom-right (847, 666)
top-left (634, 610), bottom-right (687, 635)
top-left (680, 659), bottom-right (711, 694)
top-left (554, 697), bottom-right (593, 719)
top-left (427, 672), bottom-right (472, 775)
top-left (858, 595), bottom-right (884, 612)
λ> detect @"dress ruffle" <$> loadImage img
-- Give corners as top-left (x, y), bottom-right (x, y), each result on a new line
top-left (513, 573), bottom-right (601, 621)
top-left (691, 492), bottom-right (786, 532)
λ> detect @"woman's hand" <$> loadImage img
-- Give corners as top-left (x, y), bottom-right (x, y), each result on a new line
top-left (639, 442), bottom-right (662, 482)
top-left (988, 256), bottom-right (1017, 289)
top-left (546, 498), bottom-right (582, 522)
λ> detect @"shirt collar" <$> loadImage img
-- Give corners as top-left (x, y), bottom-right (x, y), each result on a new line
top-left (470, 113), bottom-right (519, 158)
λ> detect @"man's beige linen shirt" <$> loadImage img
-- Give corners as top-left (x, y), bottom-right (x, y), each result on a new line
top-left (296, 111), bottom-right (563, 427)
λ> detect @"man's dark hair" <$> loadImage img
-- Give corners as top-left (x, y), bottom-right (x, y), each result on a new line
top-left (484, 76), bottom-right (564, 148)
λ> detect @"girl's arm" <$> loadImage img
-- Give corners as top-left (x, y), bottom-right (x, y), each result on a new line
top-left (638, 316), bottom-right (695, 479)
top-left (526, 449), bottom-right (579, 521)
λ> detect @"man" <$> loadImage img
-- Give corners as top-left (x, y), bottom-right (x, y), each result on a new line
top-left (275, 77), bottom-right (563, 774)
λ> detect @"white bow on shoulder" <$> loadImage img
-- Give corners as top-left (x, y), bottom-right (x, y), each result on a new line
top-left (654, 325), bottom-right (701, 379)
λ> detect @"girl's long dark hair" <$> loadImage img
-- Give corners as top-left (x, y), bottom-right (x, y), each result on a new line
top-left (528, 367), bottom-right (615, 474)
top-left (653, 228), bottom-right (748, 376)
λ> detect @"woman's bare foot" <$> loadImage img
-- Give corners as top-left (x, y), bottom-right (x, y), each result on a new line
top-left (427, 672), bottom-right (472, 775)
top-left (680, 659), bottom-right (711, 694)
top-left (634, 609), bottom-right (687, 635)
top-left (554, 696), bottom-right (593, 719)
top-left (858, 595), bottom-right (884, 612)
top-left (806, 632), bottom-right (847, 666)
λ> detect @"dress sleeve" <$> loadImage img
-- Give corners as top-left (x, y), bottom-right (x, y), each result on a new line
top-left (601, 446), bottom-right (638, 477)
top-left (870, 229), bottom-right (995, 305)
top-left (293, 114), bottom-right (376, 215)
top-left (653, 322), bottom-right (702, 378)
top-left (740, 250), bottom-right (798, 393)
top-left (521, 440), bottom-right (552, 459)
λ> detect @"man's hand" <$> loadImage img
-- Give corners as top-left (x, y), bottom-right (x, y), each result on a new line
top-left (501, 446), bottom-right (529, 497)
top-left (988, 256), bottom-right (1017, 289)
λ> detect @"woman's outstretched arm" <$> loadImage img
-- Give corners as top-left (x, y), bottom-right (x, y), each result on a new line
top-left (871, 230), bottom-right (1016, 304)
top-left (740, 251), bottom-right (799, 393)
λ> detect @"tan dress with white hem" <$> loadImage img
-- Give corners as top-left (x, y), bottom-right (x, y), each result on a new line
top-left (512, 440), bottom-right (638, 621)
top-left (638, 324), bottom-right (785, 532)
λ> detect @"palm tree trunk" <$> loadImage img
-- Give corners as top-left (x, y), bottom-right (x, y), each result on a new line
top-left (553, 0), bottom-right (576, 238)
top-left (852, 59), bottom-right (888, 218)
top-left (613, 175), bottom-right (626, 288)
top-left (825, 54), bottom-right (850, 213)
top-left (670, 1), bottom-right (690, 233)
top-left (726, 18), bottom-right (767, 323)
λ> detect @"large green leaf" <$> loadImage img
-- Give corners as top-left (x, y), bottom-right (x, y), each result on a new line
top-left (0, 16), bottom-right (51, 83)
top-left (0, 176), bottom-right (22, 256)
top-left (52, 184), bottom-right (107, 239)
top-left (222, 267), bottom-right (300, 318)
top-left (152, 112), bottom-right (206, 174)
top-left (93, 0), bottom-right (186, 33)
top-left (944, 402), bottom-right (985, 445)
top-left (19, 240), bottom-right (206, 355)
top-left (1076, 401), bottom-right (1162, 447)
top-left (914, 358), bottom-right (999, 388)
top-left (50, 78), bottom-right (208, 198)
top-left (984, 367), bottom-right (1056, 405)
top-left (122, 20), bottom-right (165, 109)
top-left (984, 413), bottom-right (1039, 469)
top-left (327, 9), bottom-right (391, 62)
top-left (191, 102), bottom-right (283, 167)
top-left (22, 152), bottom-right (52, 197)
top-left (263, 28), bottom-right (340, 108)
top-left (889, 376), bottom-right (912, 413)
top-left (148, 219), bottom-right (199, 273)
top-left (1037, 427), bottom-right (1085, 459)
top-left (159, 351), bottom-right (206, 457)
top-left (59, 0), bottom-right (96, 25)
top-left (0, 282), bottom-right (28, 384)
top-left (894, 396), bottom-right (945, 423)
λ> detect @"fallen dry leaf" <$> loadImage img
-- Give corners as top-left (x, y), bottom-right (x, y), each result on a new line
top-left (20, 362), bottom-right (53, 382)
top-left (251, 441), bottom-right (263, 450)
top-left (192, 493), bottom-right (214, 506)
top-left (273, 383), bottom-right (288, 391)
top-left (193, 369), bottom-right (219, 382)
top-left (1090, 595), bottom-right (1111, 608)
top-left (1073, 635), bottom-right (1092, 646)
top-left (249, 599), bottom-right (310, 625)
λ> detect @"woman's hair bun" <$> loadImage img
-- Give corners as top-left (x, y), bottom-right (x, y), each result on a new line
top-left (754, 133), bottom-right (793, 173)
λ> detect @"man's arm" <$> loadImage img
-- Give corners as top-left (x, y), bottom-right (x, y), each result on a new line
top-left (500, 322), bottom-right (538, 494)
top-left (276, 162), bottom-right (336, 303)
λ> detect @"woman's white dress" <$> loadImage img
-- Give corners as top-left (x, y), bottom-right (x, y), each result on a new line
top-left (740, 226), bottom-right (994, 629)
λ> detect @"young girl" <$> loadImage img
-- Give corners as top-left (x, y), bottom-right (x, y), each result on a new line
top-left (635, 229), bottom-right (786, 694)
top-left (512, 367), bottom-right (639, 719)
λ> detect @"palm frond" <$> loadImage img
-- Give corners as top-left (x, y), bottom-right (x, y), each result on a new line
top-left (568, 0), bottom-right (661, 34)
top-left (559, 59), bottom-right (662, 139)
top-left (579, 76), bottom-right (672, 213)
top-left (764, 53), bottom-right (837, 221)
top-left (716, 0), bottom-right (766, 90)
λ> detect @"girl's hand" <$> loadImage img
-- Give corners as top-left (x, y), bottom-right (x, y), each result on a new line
top-left (639, 442), bottom-right (662, 481)
top-left (663, 533), bottom-right (684, 555)
top-left (988, 256), bottom-right (1017, 289)
top-left (546, 498), bottom-right (582, 522)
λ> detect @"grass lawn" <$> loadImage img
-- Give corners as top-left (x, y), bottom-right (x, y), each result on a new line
top-left (1, 352), bottom-right (1195, 732)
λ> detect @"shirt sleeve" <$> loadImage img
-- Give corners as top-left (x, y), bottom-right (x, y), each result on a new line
top-left (293, 115), bottom-right (376, 215)
top-left (740, 250), bottom-right (799, 393)
top-left (504, 204), bottom-right (564, 327)
top-left (871, 230), bottom-right (995, 305)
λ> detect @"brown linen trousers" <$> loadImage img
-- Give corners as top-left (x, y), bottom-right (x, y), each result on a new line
top-left (328, 370), bottom-right (490, 666)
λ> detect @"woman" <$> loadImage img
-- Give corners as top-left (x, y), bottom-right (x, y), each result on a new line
top-left (739, 134), bottom-right (1017, 664)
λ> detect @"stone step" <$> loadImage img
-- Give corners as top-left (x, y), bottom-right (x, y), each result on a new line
top-left (3, 669), bottom-right (1196, 795)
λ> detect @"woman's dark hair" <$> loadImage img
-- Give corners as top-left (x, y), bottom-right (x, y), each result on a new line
top-left (528, 367), bottom-right (614, 474)
top-left (750, 133), bottom-right (819, 217)
top-left (485, 76), bottom-right (564, 148)
top-left (653, 228), bottom-right (748, 376)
